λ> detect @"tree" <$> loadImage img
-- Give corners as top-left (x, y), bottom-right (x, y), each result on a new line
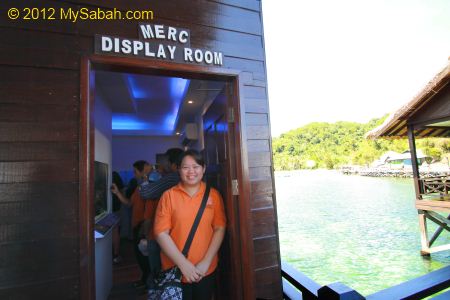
top-left (272, 115), bottom-right (449, 170)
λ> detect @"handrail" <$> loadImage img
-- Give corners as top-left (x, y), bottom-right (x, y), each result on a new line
top-left (281, 261), bottom-right (320, 299)
top-left (282, 260), bottom-right (450, 300)
top-left (366, 265), bottom-right (450, 300)
top-left (419, 176), bottom-right (450, 198)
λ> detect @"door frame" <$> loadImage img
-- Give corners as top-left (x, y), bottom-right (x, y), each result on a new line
top-left (79, 55), bottom-right (255, 299)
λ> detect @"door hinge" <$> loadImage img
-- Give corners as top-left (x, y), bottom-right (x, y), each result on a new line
top-left (228, 107), bottom-right (235, 123)
top-left (232, 179), bottom-right (239, 196)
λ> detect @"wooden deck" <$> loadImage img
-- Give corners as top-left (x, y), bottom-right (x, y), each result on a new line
top-left (415, 176), bottom-right (450, 255)
top-left (108, 239), bottom-right (147, 300)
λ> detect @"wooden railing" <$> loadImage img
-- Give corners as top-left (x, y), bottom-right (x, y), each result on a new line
top-left (281, 260), bottom-right (450, 300)
top-left (281, 261), bottom-right (320, 300)
top-left (420, 176), bottom-right (450, 199)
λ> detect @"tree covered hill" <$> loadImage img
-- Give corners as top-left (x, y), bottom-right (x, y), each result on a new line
top-left (272, 116), bottom-right (450, 170)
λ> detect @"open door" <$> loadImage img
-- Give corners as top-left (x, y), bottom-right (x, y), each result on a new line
top-left (81, 55), bottom-right (252, 299)
top-left (203, 83), bottom-right (243, 300)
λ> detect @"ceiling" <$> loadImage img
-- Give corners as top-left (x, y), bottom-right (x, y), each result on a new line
top-left (95, 71), bottom-right (225, 136)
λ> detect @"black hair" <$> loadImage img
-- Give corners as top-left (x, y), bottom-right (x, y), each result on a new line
top-left (165, 148), bottom-right (184, 166)
top-left (179, 149), bottom-right (205, 167)
top-left (132, 160), bottom-right (148, 172)
top-left (112, 171), bottom-right (124, 190)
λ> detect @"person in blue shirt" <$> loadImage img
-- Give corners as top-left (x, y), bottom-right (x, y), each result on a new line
top-left (139, 148), bottom-right (184, 200)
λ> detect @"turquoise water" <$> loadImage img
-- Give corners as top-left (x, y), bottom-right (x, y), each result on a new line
top-left (275, 170), bottom-right (450, 296)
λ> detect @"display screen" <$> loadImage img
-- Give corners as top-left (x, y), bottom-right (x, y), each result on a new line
top-left (94, 161), bottom-right (109, 218)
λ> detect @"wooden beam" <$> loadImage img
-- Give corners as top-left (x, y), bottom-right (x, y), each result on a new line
top-left (281, 261), bottom-right (320, 300)
top-left (416, 200), bottom-right (450, 213)
top-left (426, 211), bottom-right (450, 226)
top-left (428, 244), bottom-right (450, 254)
top-left (282, 279), bottom-right (302, 300)
top-left (426, 211), bottom-right (450, 227)
top-left (79, 56), bottom-right (95, 300)
top-left (418, 212), bottom-right (430, 255)
top-left (428, 215), bottom-right (450, 247)
top-left (407, 124), bottom-right (422, 197)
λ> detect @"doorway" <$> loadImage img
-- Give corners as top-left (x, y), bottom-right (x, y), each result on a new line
top-left (80, 56), bottom-right (248, 300)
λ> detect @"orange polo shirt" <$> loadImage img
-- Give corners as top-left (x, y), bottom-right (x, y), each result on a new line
top-left (130, 187), bottom-right (159, 235)
top-left (154, 182), bottom-right (226, 279)
top-left (144, 200), bottom-right (159, 240)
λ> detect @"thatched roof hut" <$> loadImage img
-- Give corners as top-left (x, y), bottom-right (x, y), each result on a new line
top-left (367, 59), bottom-right (450, 139)
top-left (366, 57), bottom-right (450, 256)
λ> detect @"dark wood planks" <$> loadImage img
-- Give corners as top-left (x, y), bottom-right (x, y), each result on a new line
top-left (0, 277), bottom-right (79, 300)
top-left (0, 28), bottom-right (83, 69)
top-left (0, 238), bottom-right (79, 287)
top-left (0, 122), bottom-right (78, 142)
top-left (0, 66), bottom-right (79, 105)
top-left (241, 28), bottom-right (281, 295)
top-left (0, 142), bottom-right (77, 162)
top-left (255, 265), bottom-right (284, 299)
top-left (207, 0), bottom-right (260, 11)
top-left (0, 6), bottom-right (81, 296)
top-left (73, 0), bottom-right (262, 35)
top-left (0, 103), bottom-right (78, 123)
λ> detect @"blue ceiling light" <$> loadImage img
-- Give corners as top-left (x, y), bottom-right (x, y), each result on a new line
top-left (112, 75), bottom-right (191, 135)
top-left (169, 77), bottom-right (190, 131)
top-left (216, 123), bottom-right (227, 133)
top-left (126, 75), bottom-right (152, 99)
top-left (170, 77), bottom-right (189, 100)
top-left (112, 114), bottom-right (152, 130)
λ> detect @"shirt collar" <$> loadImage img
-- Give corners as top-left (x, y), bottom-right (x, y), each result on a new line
top-left (174, 181), bottom-right (206, 198)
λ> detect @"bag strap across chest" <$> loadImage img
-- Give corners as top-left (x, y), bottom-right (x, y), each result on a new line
top-left (181, 184), bottom-right (211, 257)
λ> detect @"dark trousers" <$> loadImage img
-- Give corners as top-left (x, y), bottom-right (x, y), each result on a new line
top-left (182, 272), bottom-right (216, 300)
top-left (146, 239), bottom-right (161, 288)
top-left (133, 224), bottom-right (150, 284)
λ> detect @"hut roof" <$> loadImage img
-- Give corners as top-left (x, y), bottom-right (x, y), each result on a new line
top-left (366, 59), bottom-right (450, 139)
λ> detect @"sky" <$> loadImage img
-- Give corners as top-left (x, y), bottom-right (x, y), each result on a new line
top-left (261, 0), bottom-right (450, 137)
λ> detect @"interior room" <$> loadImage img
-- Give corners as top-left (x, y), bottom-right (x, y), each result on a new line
top-left (92, 69), bottom-right (230, 298)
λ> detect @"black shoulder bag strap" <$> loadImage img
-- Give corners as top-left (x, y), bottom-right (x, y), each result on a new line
top-left (181, 184), bottom-right (211, 256)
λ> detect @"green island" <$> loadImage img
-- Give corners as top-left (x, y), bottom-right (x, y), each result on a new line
top-left (272, 115), bottom-right (450, 170)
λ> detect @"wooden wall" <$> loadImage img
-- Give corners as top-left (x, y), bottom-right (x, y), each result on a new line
top-left (0, 0), bottom-right (282, 298)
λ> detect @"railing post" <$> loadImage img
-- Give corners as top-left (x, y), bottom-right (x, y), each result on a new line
top-left (318, 282), bottom-right (365, 300)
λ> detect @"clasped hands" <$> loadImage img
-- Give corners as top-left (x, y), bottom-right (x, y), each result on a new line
top-left (179, 259), bottom-right (210, 283)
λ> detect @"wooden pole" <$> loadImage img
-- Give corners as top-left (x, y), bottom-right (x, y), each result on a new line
top-left (418, 211), bottom-right (430, 256)
top-left (428, 214), bottom-right (450, 247)
top-left (407, 124), bottom-right (422, 198)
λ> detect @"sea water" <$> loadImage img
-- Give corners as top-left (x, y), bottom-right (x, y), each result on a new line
top-left (275, 170), bottom-right (450, 295)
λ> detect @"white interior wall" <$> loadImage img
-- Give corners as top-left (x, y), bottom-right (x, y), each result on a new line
top-left (94, 90), bottom-right (112, 212)
top-left (93, 88), bottom-right (113, 300)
